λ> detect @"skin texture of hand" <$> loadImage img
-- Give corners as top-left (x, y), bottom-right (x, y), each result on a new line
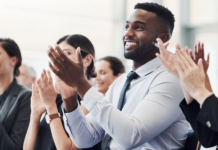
top-left (175, 50), bottom-right (213, 106)
top-left (31, 84), bottom-right (46, 116)
top-left (155, 38), bottom-right (180, 78)
top-left (47, 45), bottom-right (91, 99)
top-left (194, 42), bottom-right (210, 72)
top-left (36, 69), bottom-right (57, 111)
top-left (193, 42), bottom-right (212, 92)
top-left (54, 75), bottom-right (77, 99)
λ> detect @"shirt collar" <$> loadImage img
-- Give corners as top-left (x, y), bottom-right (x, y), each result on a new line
top-left (133, 57), bottom-right (162, 77)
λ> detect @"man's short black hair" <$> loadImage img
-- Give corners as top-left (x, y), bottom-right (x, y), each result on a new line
top-left (134, 2), bottom-right (175, 36)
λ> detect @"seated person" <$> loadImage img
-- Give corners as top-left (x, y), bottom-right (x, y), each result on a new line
top-left (16, 64), bottom-right (36, 89)
top-left (23, 34), bottom-right (96, 150)
top-left (156, 39), bottom-right (218, 148)
top-left (93, 56), bottom-right (125, 95)
top-left (0, 38), bottom-right (31, 150)
top-left (47, 2), bottom-right (189, 150)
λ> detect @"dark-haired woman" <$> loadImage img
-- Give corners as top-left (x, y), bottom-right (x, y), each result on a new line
top-left (93, 56), bottom-right (125, 95)
top-left (0, 38), bottom-right (31, 150)
top-left (23, 34), bottom-right (96, 150)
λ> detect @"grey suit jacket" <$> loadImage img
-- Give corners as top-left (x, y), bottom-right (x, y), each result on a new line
top-left (0, 79), bottom-right (31, 150)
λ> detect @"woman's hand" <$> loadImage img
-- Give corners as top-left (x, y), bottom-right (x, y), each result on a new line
top-left (54, 75), bottom-right (77, 100)
top-left (36, 69), bottom-right (57, 110)
top-left (30, 84), bottom-right (46, 117)
top-left (192, 42), bottom-right (212, 92)
top-left (156, 38), bottom-right (179, 78)
top-left (175, 50), bottom-right (212, 106)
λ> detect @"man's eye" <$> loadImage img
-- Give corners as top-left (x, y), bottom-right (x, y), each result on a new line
top-left (136, 26), bottom-right (143, 30)
top-left (67, 52), bottom-right (71, 55)
top-left (125, 25), bottom-right (129, 30)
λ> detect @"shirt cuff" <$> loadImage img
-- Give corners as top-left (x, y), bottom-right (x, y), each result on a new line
top-left (61, 103), bottom-right (84, 123)
top-left (83, 87), bottom-right (104, 112)
top-left (61, 103), bottom-right (85, 138)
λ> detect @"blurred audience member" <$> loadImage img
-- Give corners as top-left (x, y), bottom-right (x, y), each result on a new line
top-left (16, 64), bottom-right (36, 89)
top-left (93, 56), bottom-right (125, 95)
top-left (156, 39), bottom-right (217, 148)
top-left (0, 38), bottom-right (31, 150)
top-left (23, 34), bottom-right (96, 150)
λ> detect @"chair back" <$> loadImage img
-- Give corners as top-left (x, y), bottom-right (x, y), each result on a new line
top-left (183, 130), bottom-right (200, 150)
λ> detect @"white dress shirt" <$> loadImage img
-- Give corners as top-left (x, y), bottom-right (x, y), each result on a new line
top-left (62, 58), bottom-right (189, 150)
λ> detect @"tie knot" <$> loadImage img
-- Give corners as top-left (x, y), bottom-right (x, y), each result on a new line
top-left (127, 71), bottom-right (139, 80)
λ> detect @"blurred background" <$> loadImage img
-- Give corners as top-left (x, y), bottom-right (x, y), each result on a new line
top-left (0, 0), bottom-right (217, 149)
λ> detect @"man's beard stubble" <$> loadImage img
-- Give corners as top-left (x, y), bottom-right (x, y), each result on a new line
top-left (124, 42), bottom-right (157, 62)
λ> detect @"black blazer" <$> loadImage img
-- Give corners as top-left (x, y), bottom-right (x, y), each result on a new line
top-left (180, 94), bottom-right (218, 148)
top-left (0, 79), bottom-right (31, 150)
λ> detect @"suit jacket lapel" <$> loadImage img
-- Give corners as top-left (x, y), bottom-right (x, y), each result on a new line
top-left (0, 80), bottom-right (20, 123)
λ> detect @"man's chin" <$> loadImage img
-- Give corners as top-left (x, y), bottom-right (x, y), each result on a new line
top-left (124, 52), bottom-right (135, 60)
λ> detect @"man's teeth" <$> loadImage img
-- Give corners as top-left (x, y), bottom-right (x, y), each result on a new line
top-left (126, 42), bottom-right (137, 46)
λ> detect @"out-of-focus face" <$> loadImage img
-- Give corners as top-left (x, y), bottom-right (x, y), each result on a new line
top-left (0, 45), bottom-right (15, 77)
top-left (93, 60), bottom-right (120, 95)
top-left (16, 65), bottom-right (35, 89)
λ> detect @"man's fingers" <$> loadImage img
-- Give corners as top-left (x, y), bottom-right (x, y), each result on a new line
top-left (47, 49), bottom-right (62, 70)
top-left (194, 44), bottom-right (198, 61)
top-left (200, 43), bottom-right (205, 57)
top-left (55, 44), bottom-right (68, 61)
top-left (48, 61), bottom-right (60, 77)
top-left (206, 53), bottom-right (210, 64)
top-left (76, 47), bottom-right (83, 65)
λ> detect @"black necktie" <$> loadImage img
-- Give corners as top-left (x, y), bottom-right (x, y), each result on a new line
top-left (101, 71), bottom-right (139, 150)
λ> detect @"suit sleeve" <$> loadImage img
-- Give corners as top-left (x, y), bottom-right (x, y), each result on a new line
top-left (197, 94), bottom-right (218, 132)
top-left (0, 90), bottom-right (31, 150)
top-left (180, 98), bottom-right (218, 148)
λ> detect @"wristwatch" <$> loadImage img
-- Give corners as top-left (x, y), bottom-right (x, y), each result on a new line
top-left (45, 113), bottom-right (61, 124)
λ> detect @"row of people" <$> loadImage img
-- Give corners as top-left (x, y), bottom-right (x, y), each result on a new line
top-left (0, 35), bottom-right (125, 150)
top-left (1, 2), bottom-right (217, 150)
top-left (44, 2), bottom-right (188, 150)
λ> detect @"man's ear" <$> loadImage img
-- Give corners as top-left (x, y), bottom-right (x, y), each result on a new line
top-left (83, 54), bottom-right (93, 68)
top-left (11, 56), bottom-right (18, 66)
top-left (116, 73), bottom-right (122, 78)
top-left (158, 33), bottom-right (169, 43)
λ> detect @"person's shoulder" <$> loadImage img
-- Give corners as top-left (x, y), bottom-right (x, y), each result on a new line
top-left (154, 66), bottom-right (179, 83)
top-left (114, 73), bottom-right (127, 83)
top-left (18, 84), bottom-right (32, 95)
top-left (13, 83), bottom-right (32, 102)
